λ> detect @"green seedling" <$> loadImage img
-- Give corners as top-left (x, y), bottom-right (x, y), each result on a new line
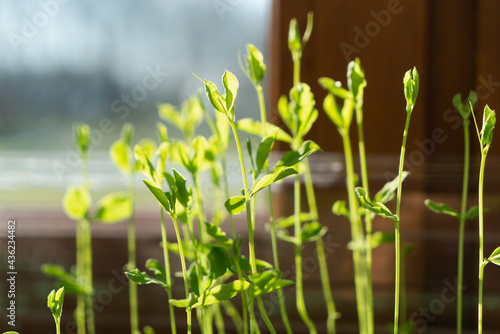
top-left (47, 287), bottom-right (65, 334)
top-left (424, 91), bottom-right (477, 334)
top-left (471, 104), bottom-right (496, 334)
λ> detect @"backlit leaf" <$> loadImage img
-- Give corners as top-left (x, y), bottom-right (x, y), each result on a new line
top-left (94, 192), bottom-right (132, 223)
top-left (63, 186), bottom-right (91, 220)
top-left (250, 167), bottom-right (297, 198)
top-left (487, 246), bottom-right (500, 266)
top-left (424, 199), bottom-right (459, 218)
top-left (224, 196), bottom-right (246, 214)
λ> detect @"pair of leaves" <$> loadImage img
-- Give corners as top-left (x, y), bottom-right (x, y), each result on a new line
top-left (143, 168), bottom-right (192, 214)
top-left (158, 95), bottom-right (203, 140)
top-left (355, 187), bottom-right (398, 222)
top-left (279, 83), bottom-right (318, 141)
top-left (486, 247), bottom-right (500, 266)
top-left (224, 167), bottom-right (297, 215)
top-left (288, 12), bottom-right (313, 57)
top-left (203, 70), bottom-right (239, 121)
top-left (452, 91), bottom-right (477, 122)
top-left (177, 136), bottom-right (207, 174)
top-left (63, 186), bottom-right (132, 224)
top-left (319, 78), bottom-right (354, 132)
top-left (47, 287), bottom-right (65, 319)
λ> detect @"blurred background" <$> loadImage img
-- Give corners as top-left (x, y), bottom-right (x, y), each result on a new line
top-left (1, 0), bottom-right (500, 333)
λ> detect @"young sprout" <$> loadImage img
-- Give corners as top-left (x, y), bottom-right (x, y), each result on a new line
top-left (47, 287), bottom-right (65, 334)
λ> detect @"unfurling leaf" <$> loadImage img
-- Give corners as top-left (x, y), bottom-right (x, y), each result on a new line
top-left (94, 192), bottom-right (132, 223)
top-left (245, 44), bottom-right (266, 85)
top-left (374, 171), bottom-right (409, 204)
top-left (403, 67), bottom-right (419, 112)
top-left (480, 105), bottom-right (496, 149)
top-left (355, 187), bottom-right (397, 221)
top-left (143, 179), bottom-right (172, 213)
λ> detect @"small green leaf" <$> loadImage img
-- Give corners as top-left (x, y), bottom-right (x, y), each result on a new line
top-left (274, 140), bottom-right (321, 170)
top-left (125, 268), bottom-right (168, 289)
top-left (318, 77), bottom-right (350, 99)
top-left (374, 171), bottom-right (409, 204)
top-left (487, 246), bottom-right (500, 266)
top-left (403, 67), bottom-right (419, 112)
top-left (347, 58), bottom-right (366, 109)
top-left (465, 205), bottom-right (481, 221)
top-left (322, 93), bottom-right (343, 129)
top-left (288, 18), bottom-right (302, 54)
top-left (275, 213), bottom-right (313, 229)
top-left (74, 123), bottom-right (91, 156)
top-left (480, 105), bottom-right (496, 149)
top-left (205, 222), bottom-right (233, 247)
top-left (204, 80), bottom-right (226, 115)
top-left (224, 196), bottom-right (246, 214)
top-left (255, 128), bottom-right (278, 175)
top-left (250, 167), bottom-right (297, 198)
top-left (245, 44), bottom-right (266, 85)
top-left (172, 168), bottom-right (192, 209)
top-left (170, 293), bottom-right (198, 309)
top-left (143, 179), bottom-right (171, 213)
top-left (145, 258), bottom-right (167, 284)
top-left (110, 140), bottom-right (132, 174)
top-left (63, 186), bottom-right (91, 220)
top-left (302, 221), bottom-right (327, 242)
top-left (223, 70), bottom-right (239, 119)
top-left (370, 231), bottom-right (395, 249)
top-left (248, 270), bottom-right (294, 299)
top-left (278, 95), bottom-right (295, 133)
top-left (158, 103), bottom-right (182, 130)
top-left (94, 192), bottom-right (132, 223)
top-left (134, 144), bottom-right (158, 182)
top-left (208, 246), bottom-right (230, 278)
top-left (157, 122), bottom-right (169, 142)
top-left (194, 280), bottom-right (251, 307)
top-left (236, 118), bottom-right (292, 143)
top-left (41, 264), bottom-right (85, 295)
top-left (424, 199), bottom-right (459, 218)
top-left (120, 123), bottom-right (134, 146)
top-left (332, 200), bottom-right (349, 217)
top-left (355, 187), bottom-right (397, 221)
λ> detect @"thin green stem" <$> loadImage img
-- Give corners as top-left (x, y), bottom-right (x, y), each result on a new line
top-left (82, 217), bottom-right (95, 334)
top-left (194, 173), bottom-right (205, 244)
top-left (355, 105), bottom-right (374, 334)
top-left (255, 83), bottom-right (292, 334)
top-left (342, 132), bottom-right (368, 334)
top-left (229, 119), bottom-right (276, 333)
top-left (160, 209), bottom-right (177, 334)
top-left (457, 121), bottom-right (470, 334)
top-left (294, 174), bottom-right (317, 333)
top-left (394, 112), bottom-right (412, 334)
top-left (478, 152), bottom-right (487, 334)
top-left (81, 155), bottom-right (95, 334)
top-left (293, 53), bottom-right (301, 85)
top-left (303, 159), bottom-right (337, 334)
top-left (127, 172), bottom-right (139, 334)
top-left (76, 219), bottom-right (86, 334)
